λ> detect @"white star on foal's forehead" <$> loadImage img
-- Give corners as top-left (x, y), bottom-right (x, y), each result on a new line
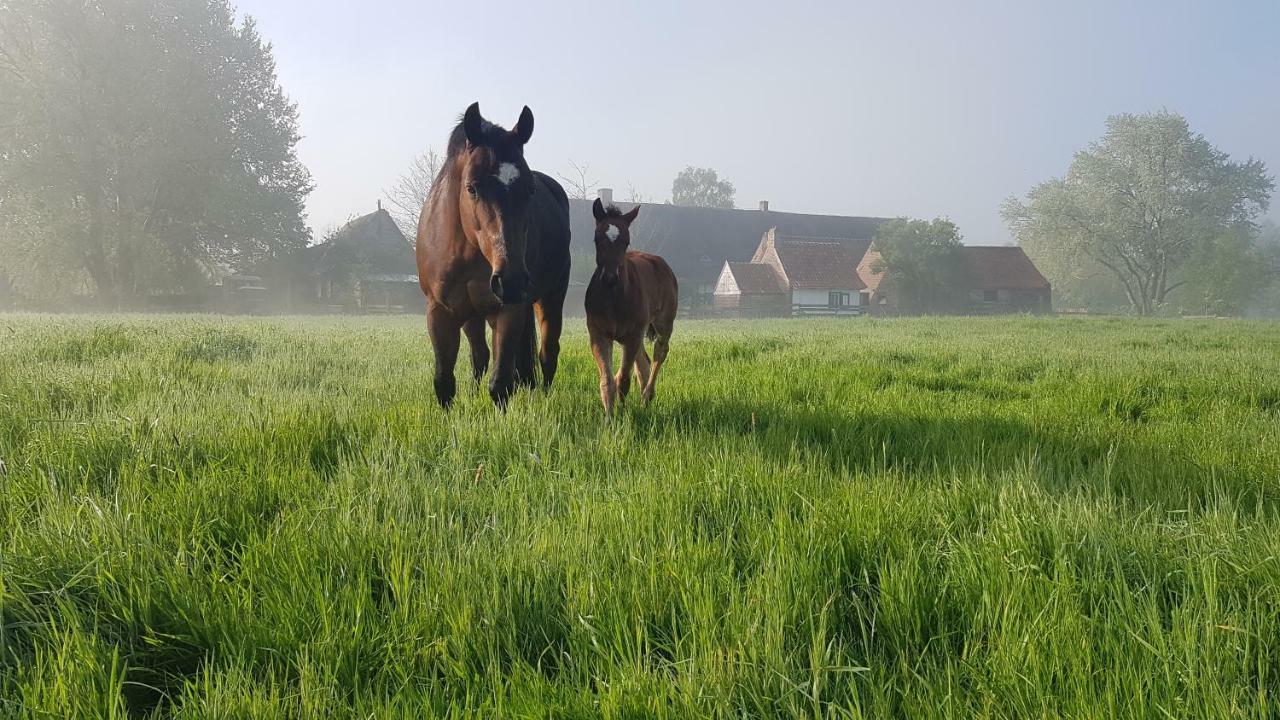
top-left (606, 225), bottom-right (621, 241)
top-left (496, 163), bottom-right (520, 186)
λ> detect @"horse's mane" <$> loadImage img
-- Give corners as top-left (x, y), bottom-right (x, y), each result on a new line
top-left (445, 116), bottom-right (507, 160)
top-left (600, 204), bottom-right (625, 218)
top-left (437, 115), bottom-right (509, 186)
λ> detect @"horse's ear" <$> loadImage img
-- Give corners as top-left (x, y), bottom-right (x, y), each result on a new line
top-left (592, 197), bottom-right (606, 221)
top-left (512, 106), bottom-right (534, 145)
top-left (622, 205), bottom-right (640, 225)
top-left (463, 102), bottom-right (484, 146)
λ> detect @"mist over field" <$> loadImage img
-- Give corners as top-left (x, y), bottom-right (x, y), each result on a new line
top-left (3, 1), bottom-right (1280, 717)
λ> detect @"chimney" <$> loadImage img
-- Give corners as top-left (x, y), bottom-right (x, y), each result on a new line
top-left (598, 188), bottom-right (613, 206)
top-left (377, 199), bottom-right (382, 212)
top-left (759, 200), bottom-right (770, 212)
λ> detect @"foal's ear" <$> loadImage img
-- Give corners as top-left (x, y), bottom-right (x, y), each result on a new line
top-left (512, 106), bottom-right (534, 145)
top-left (463, 102), bottom-right (485, 146)
top-left (622, 205), bottom-right (641, 225)
top-left (592, 197), bottom-right (606, 221)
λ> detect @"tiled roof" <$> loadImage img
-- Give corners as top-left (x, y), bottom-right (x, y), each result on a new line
top-left (960, 246), bottom-right (1051, 290)
top-left (725, 262), bottom-right (787, 294)
top-left (774, 238), bottom-right (869, 290)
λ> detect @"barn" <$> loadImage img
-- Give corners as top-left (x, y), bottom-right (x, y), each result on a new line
top-left (258, 204), bottom-right (422, 313)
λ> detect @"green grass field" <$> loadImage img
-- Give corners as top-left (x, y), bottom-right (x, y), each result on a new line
top-left (2, 314), bottom-right (1279, 718)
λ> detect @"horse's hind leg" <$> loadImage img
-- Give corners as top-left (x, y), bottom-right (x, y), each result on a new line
top-left (463, 317), bottom-right (489, 382)
top-left (513, 304), bottom-right (537, 391)
top-left (642, 326), bottom-right (672, 405)
top-left (633, 348), bottom-right (651, 392)
top-left (615, 336), bottom-right (641, 404)
top-left (534, 286), bottom-right (565, 390)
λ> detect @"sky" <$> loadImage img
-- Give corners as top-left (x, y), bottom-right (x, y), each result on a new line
top-left (234, 0), bottom-right (1280, 244)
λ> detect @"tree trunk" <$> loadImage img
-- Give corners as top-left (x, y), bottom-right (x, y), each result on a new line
top-left (83, 189), bottom-right (118, 308)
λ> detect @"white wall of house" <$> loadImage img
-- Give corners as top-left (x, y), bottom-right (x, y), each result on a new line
top-left (792, 288), bottom-right (862, 306)
top-left (713, 264), bottom-right (740, 296)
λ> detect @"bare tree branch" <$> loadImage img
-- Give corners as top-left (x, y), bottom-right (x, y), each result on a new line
top-left (384, 148), bottom-right (442, 239)
top-left (556, 160), bottom-right (598, 201)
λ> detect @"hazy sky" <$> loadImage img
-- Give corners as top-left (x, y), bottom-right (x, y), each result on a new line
top-left (235, 0), bottom-right (1280, 243)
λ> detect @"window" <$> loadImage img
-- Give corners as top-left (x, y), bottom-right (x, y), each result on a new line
top-left (828, 291), bottom-right (850, 308)
top-left (983, 289), bottom-right (999, 303)
top-left (859, 291), bottom-right (871, 306)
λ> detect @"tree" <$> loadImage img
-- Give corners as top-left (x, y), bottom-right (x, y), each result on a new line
top-left (0, 0), bottom-right (312, 306)
top-left (870, 218), bottom-right (966, 313)
top-left (624, 182), bottom-right (648, 204)
top-left (1003, 112), bottom-right (1272, 316)
top-left (556, 160), bottom-right (599, 201)
top-left (671, 166), bottom-right (735, 208)
top-left (384, 149), bottom-right (442, 239)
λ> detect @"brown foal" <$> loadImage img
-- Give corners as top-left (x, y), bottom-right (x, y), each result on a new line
top-left (584, 199), bottom-right (678, 415)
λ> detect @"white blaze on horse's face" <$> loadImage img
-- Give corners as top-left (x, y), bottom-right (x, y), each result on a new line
top-left (606, 225), bottom-right (621, 242)
top-left (496, 163), bottom-right (520, 186)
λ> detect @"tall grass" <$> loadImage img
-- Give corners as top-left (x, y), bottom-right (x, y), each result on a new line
top-left (1, 314), bottom-right (1278, 718)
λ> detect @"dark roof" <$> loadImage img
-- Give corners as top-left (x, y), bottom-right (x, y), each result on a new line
top-left (304, 208), bottom-right (415, 277)
top-left (960, 246), bottom-right (1050, 290)
top-left (774, 237), bottom-right (869, 290)
top-left (570, 199), bottom-right (888, 285)
top-left (725, 262), bottom-right (787, 294)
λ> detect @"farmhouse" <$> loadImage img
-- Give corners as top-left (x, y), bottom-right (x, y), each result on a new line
top-left (717, 227), bottom-right (1052, 315)
top-left (715, 229), bottom-right (871, 314)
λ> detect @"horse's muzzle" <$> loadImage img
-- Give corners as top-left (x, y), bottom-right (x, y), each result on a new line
top-left (490, 271), bottom-right (529, 305)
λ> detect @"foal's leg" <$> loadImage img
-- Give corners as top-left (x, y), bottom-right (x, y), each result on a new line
top-left (642, 329), bottom-right (671, 404)
top-left (633, 347), bottom-right (651, 392)
top-left (427, 302), bottom-right (462, 408)
top-left (615, 336), bottom-right (642, 404)
top-left (463, 316), bottom-right (489, 382)
top-left (589, 328), bottom-right (616, 415)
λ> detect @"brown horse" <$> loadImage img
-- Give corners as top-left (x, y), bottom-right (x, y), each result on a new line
top-left (416, 103), bottom-right (571, 409)
top-left (585, 199), bottom-right (678, 415)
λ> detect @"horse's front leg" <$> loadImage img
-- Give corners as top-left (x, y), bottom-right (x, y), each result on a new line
top-left (463, 316), bottom-right (489, 383)
top-left (488, 304), bottom-right (528, 409)
top-left (589, 326), bottom-right (615, 416)
top-left (427, 302), bottom-right (462, 408)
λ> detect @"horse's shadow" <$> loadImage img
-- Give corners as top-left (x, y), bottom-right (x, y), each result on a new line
top-left (624, 395), bottom-right (1269, 513)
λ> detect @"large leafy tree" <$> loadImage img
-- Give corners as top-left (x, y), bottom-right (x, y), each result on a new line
top-left (1003, 112), bottom-right (1272, 316)
top-left (870, 217), bottom-right (965, 313)
top-left (671, 166), bottom-right (735, 209)
top-left (0, 0), bottom-right (312, 305)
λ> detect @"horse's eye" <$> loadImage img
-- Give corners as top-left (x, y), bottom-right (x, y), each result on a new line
top-left (466, 183), bottom-right (477, 197)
